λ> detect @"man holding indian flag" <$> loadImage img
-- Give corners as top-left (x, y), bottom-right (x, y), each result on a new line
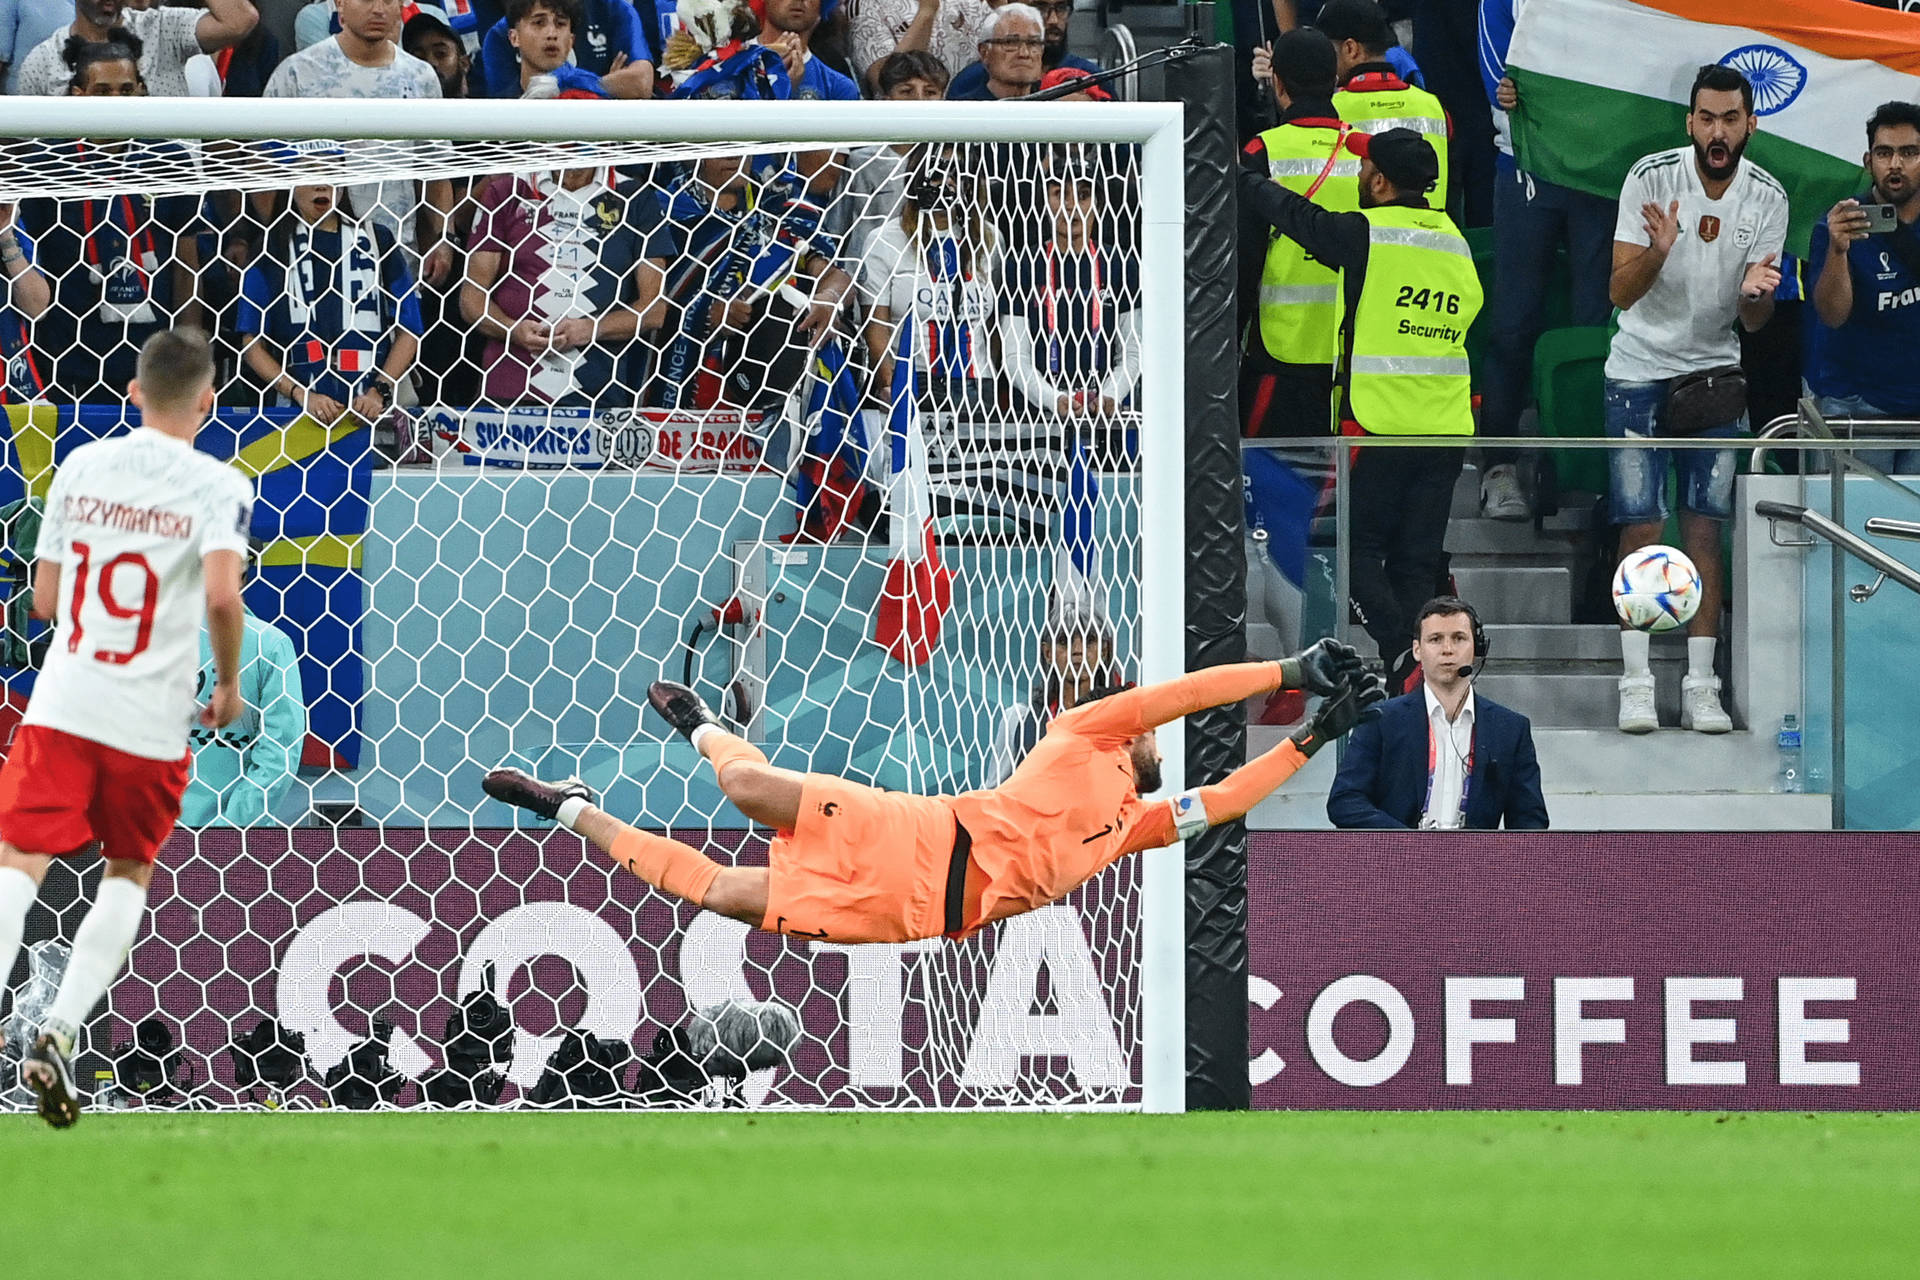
top-left (1503, 0), bottom-right (1920, 734)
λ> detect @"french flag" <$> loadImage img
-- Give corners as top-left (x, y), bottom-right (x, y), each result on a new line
top-left (872, 322), bottom-right (951, 666)
top-left (1050, 427), bottom-right (1101, 621)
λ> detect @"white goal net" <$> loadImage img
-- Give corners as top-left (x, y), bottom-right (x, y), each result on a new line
top-left (0, 100), bottom-right (1186, 1112)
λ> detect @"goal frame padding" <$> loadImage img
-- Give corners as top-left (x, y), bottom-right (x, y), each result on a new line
top-left (1171, 44), bottom-right (1253, 1113)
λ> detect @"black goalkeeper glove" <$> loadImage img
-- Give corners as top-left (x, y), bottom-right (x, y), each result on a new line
top-left (1279, 638), bottom-right (1368, 698)
top-left (1288, 671), bottom-right (1389, 758)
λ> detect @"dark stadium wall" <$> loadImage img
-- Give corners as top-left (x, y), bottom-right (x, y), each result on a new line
top-left (1245, 831), bottom-right (1920, 1110)
top-left (1168, 43), bottom-right (1254, 1112)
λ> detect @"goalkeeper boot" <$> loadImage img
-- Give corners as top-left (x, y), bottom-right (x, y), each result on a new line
top-left (649, 680), bottom-right (722, 742)
top-left (22, 1030), bottom-right (79, 1129)
top-left (482, 768), bottom-right (595, 822)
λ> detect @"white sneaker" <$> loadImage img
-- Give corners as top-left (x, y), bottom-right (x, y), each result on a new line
top-left (1617, 674), bottom-right (1657, 733)
top-left (1681, 674), bottom-right (1733, 734)
top-left (1480, 463), bottom-right (1529, 521)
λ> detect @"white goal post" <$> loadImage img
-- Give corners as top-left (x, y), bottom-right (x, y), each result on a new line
top-left (0, 98), bottom-right (1188, 1113)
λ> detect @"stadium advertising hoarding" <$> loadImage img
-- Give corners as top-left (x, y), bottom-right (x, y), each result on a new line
top-left (99, 828), bottom-right (1140, 1108)
top-left (68, 828), bottom-right (1918, 1111)
top-left (1246, 831), bottom-right (1919, 1110)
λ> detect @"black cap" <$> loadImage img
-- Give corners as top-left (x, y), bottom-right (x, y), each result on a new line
top-left (1270, 27), bottom-right (1336, 100)
top-left (402, 1), bottom-right (456, 41)
top-left (1345, 127), bottom-right (1439, 194)
top-left (1313, 0), bottom-right (1392, 51)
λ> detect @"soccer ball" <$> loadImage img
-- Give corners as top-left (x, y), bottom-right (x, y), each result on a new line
top-left (1612, 545), bottom-right (1701, 632)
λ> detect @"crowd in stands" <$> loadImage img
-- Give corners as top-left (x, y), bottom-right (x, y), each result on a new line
top-left (0, 0), bottom-right (1140, 423)
top-left (1238, 0), bottom-right (1920, 736)
top-left (4, 0), bottom-right (1919, 751)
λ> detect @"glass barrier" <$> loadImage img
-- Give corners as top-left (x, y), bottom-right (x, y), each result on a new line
top-left (1242, 434), bottom-right (1920, 833)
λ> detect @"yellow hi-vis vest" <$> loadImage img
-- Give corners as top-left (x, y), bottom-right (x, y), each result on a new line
top-left (1338, 204), bottom-right (1481, 436)
top-left (1255, 119), bottom-right (1359, 368)
top-left (1332, 79), bottom-right (1450, 212)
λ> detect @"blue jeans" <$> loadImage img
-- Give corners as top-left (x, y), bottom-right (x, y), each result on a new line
top-left (1604, 376), bottom-right (1743, 524)
top-left (1814, 393), bottom-right (1920, 476)
top-left (1481, 165), bottom-right (1617, 463)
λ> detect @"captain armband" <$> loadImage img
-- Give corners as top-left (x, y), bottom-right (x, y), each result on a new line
top-left (1169, 789), bottom-right (1211, 840)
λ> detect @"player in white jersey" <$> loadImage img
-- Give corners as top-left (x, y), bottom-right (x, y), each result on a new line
top-left (0, 328), bottom-right (252, 1127)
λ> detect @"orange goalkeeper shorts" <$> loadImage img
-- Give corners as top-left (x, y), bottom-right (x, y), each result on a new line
top-left (761, 773), bottom-right (958, 944)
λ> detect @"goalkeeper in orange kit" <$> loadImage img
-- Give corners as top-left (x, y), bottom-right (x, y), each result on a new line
top-left (483, 641), bottom-right (1384, 944)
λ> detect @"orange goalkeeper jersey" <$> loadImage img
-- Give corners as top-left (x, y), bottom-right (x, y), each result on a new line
top-left (943, 661), bottom-right (1308, 930)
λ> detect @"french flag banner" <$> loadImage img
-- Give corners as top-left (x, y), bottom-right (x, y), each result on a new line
top-left (872, 322), bottom-right (951, 666)
top-left (1052, 427), bottom-right (1101, 623)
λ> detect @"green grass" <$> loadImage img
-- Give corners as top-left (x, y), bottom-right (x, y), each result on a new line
top-left (3, 1111), bottom-right (1917, 1278)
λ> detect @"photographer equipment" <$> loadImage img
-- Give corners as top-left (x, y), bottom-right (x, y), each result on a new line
top-left (109, 1016), bottom-right (194, 1106)
top-left (323, 1016), bottom-right (408, 1109)
top-left (528, 1026), bottom-right (631, 1108)
top-left (632, 999), bottom-right (801, 1107)
top-left (420, 961), bottom-right (514, 1107)
top-left (227, 1016), bottom-right (308, 1102)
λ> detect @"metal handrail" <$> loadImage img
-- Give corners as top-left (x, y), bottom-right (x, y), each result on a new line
top-left (1754, 500), bottom-right (1920, 599)
top-left (1750, 400), bottom-right (1920, 471)
top-left (1866, 516), bottom-right (1920, 543)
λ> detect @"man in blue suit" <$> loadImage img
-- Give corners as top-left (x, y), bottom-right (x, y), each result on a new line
top-left (1328, 596), bottom-right (1548, 830)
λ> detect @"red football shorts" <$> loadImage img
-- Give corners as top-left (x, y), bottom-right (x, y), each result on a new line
top-left (0, 725), bottom-right (189, 865)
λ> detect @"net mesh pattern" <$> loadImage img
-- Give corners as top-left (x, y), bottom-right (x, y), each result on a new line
top-left (0, 128), bottom-right (1156, 1110)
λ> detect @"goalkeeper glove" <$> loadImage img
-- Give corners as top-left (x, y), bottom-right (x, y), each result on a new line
top-left (1279, 638), bottom-right (1368, 698)
top-left (1288, 671), bottom-right (1389, 758)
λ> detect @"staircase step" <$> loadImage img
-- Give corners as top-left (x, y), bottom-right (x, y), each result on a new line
top-left (1450, 566), bottom-right (1570, 624)
top-left (1446, 518), bottom-right (1583, 557)
top-left (1474, 670), bottom-right (1683, 729)
top-left (1449, 463), bottom-right (1485, 518)
top-left (1485, 623), bottom-right (1686, 662)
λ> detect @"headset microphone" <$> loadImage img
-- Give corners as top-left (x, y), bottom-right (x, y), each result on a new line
top-left (1457, 663), bottom-right (1475, 680)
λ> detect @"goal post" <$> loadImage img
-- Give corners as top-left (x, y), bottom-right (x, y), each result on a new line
top-left (0, 98), bottom-right (1191, 1112)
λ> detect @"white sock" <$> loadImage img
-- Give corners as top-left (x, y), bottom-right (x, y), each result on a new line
top-left (41, 875), bottom-right (147, 1050)
top-left (0, 865), bottom-right (39, 1007)
top-left (689, 723), bottom-right (721, 753)
top-left (555, 796), bottom-right (591, 832)
top-left (1687, 637), bottom-right (1717, 681)
top-left (1620, 629), bottom-right (1652, 677)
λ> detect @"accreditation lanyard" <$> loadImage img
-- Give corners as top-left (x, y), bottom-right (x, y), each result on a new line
top-left (1423, 708), bottom-right (1473, 826)
top-left (1302, 123), bottom-right (1354, 200)
top-left (1042, 242), bottom-right (1102, 378)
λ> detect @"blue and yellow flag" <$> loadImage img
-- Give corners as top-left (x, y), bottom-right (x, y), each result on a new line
top-left (0, 404), bottom-right (371, 769)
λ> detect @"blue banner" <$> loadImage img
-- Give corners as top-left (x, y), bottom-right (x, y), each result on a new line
top-left (1, 404), bottom-right (371, 769)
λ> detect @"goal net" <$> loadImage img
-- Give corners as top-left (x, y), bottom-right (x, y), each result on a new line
top-left (0, 99), bottom-right (1186, 1112)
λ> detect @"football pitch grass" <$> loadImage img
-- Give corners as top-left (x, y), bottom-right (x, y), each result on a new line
top-left (4, 1111), bottom-right (1916, 1277)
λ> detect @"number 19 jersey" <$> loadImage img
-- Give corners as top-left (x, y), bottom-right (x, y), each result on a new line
top-left (26, 427), bottom-right (255, 761)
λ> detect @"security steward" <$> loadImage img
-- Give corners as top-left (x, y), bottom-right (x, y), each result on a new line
top-left (1318, 0), bottom-right (1452, 216)
top-left (1239, 27), bottom-right (1355, 438)
top-left (1241, 127), bottom-right (1482, 689)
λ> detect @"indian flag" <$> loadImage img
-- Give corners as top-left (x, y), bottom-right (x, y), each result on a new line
top-left (1508, 0), bottom-right (1920, 255)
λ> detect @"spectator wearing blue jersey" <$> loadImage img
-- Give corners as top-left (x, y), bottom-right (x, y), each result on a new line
top-left (497, 0), bottom-right (611, 95)
top-left (21, 42), bottom-right (208, 404)
top-left (648, 154), bottom-right (852, 411)
top-left (1810, 100), bottom-right (1920, 475)
top-left (758, 0), bottom-right (858, 99)
top-left (480, 0), bottom-right (653, 96)
top-left (237, 183), bottom-right (424, 424)
top-left (0, 204), bottom-right (52, 406)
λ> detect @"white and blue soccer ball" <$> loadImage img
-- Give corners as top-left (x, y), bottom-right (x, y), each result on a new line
top-left (1612, 545), bottom-right (1702, 633)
